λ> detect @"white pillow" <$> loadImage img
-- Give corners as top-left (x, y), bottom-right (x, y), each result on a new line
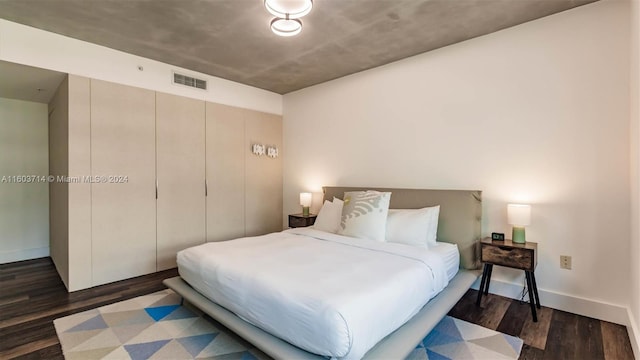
top-left (313, 197), bottom-right (344, 233)
top-left (338, 191), bottom-right (391, 241)
top-left (386, 206), bottom-right (440, 248)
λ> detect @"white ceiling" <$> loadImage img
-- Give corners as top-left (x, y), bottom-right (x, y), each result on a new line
top-left (0, 61), bottom-right (66, 104)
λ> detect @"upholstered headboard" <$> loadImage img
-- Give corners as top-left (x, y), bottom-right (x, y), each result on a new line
top-left (323, 187), bottom-right (482, 270)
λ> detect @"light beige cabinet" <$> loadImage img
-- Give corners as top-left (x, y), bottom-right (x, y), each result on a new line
top-left (90, 79), bottom-right (157, 285)
top-left (206, 103), bottom-right (246, 242)
top-left (156, 93), bottom-right (206, 270)
top-left (244, 111), bottom-right (283, 236)
top-left (206, 103), bottom-right (283, 240)
top-left (49, 75), bottom-right (93, 291)
top-left (50, 77), bottom-right (282, 291)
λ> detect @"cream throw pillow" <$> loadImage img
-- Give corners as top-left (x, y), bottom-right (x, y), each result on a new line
top-left (313, 197), bottom-right (344, 233)
top-left (338, 191), bottom-right (391, 241)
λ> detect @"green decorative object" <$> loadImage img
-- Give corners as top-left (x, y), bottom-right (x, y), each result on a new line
top-left (300, 192), bottom-right (312, 217)
top-left (508, 204), bottom-right (531, 244)
top-left (512, 226), bottom-right (526, 243)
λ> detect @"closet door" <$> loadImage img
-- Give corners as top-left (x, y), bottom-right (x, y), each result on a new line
top-left (156, 93), bottom-right (206, 270)
top-left (245, 111), bottom-right (283, 236)
top-left (90, 79), bottom-right (156, 285)
top-left (206, 102), bottom-right (245, 242)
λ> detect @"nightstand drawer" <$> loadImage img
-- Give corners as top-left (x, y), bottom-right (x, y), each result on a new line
top-left (478, 237), bottom-right (540, 321)
top-left (288, 214), bottom-right (317, 228)
top-left (481, 245), bottom-right (534, 271)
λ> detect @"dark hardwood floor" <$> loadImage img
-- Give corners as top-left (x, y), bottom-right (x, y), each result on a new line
top-left (0, 257), bottom-right (635, 359)
top-left (0, 257), bottom-right (178, 359)
top-left (449, 289), bottom-right (635, 360)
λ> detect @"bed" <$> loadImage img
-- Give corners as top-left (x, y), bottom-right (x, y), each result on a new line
top-left (164, 187), bottom-right (482, 359)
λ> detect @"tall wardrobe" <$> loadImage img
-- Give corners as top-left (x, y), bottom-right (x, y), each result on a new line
top-left (49, 75), bottom-right (283, 291)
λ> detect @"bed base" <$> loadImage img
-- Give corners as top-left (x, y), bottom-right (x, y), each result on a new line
top-left (163, 269), bottom-right (480, 360)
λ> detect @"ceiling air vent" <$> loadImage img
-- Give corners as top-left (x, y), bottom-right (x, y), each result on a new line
top-left (173, 72), bottom-right (207, 90)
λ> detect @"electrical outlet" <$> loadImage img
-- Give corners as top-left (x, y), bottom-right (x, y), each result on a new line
top-left (560, 255), bottom-right (572, 270)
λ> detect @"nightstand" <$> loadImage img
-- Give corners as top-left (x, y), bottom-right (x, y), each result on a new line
top-left (288, 213), bottom-right (317, 228)
top-left (476, 238), bottom-right (541, 322)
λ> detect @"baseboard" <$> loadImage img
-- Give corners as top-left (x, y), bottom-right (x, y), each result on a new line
top-left (627, 308), bottom-right (640, 359)
top-left (0, 246), bottom-right (50, 264)
top-left (472, 278), bottom-right (629, 325)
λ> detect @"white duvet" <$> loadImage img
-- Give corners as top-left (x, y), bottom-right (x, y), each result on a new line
top-left (177, 228), bottom-right (449, 360)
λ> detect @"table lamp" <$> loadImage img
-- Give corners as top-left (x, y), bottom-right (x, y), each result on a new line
top-left (508, 204), bottom-right (531, 243)
top-left (300, 192), bottom-right (312, 216)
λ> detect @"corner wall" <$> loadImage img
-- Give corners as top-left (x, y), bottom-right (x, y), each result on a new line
top-left (49, 77), bottom-right (70, 287)
top-left (66, 75), bottom-right (92, 291)
top-left (629, 0), bottom-right (640, 356)
top-left (284, 1), bottom-right (631, 323)
top-left (0, 98), bottom-right (49, 263)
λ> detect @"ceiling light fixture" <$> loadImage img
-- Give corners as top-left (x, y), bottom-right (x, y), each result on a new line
top-left (270, 16), bottom-right (302, 37)
top-left (264, 0), bottom-right (313, 19)
top-left (265, 0), bottom-right (312, 37)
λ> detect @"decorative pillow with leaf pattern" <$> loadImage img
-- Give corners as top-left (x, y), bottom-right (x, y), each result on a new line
top-left (338, 190), bottom-right (392, 241)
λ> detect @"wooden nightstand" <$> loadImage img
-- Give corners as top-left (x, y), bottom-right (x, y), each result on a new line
top-left (476, 237), bottom-right (541, 322)
top-left (288, 213), bottom-right (317, 228)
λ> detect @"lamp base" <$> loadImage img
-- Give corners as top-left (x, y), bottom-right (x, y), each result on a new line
top-left (302, 206), bottom-right (310, 217)
top-left (512, 226), bottom-right (526, 243)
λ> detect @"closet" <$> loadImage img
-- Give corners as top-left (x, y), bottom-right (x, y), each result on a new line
top-left (156, 93), bottom-right (206, 270)
top-left (244, 111), bottom-right (283, 236)
top-left (206, 103), bottom-right (246, 242)
top-left (50, 75), bottom-right (282, 291)
top-left (205, 102), bottom-right (283, 240)
top-left (90, 80), bottom-right (157, 285)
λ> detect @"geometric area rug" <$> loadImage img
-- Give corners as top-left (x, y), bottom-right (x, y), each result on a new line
top-left (406, 316), bottom-right (523, 360)
top-left (54, 289), bottom-right (523, 360)
top-left (54, 289), bottom-right (262, 360)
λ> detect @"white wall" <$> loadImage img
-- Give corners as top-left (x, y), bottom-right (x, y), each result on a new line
top-left (0, 19), bottom-right (282, 115)
top-left (0, 97), bottom-right (49, 263)
top-left (629, 0), bottom-right (640, 356)
top-left (284, 1), bottom-right (631, 323)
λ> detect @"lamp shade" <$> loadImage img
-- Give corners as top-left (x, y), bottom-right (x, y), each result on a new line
top-left (299, 192), bottom-right (312, 207)
top-left (507, 204), bottom-right (531, 226)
